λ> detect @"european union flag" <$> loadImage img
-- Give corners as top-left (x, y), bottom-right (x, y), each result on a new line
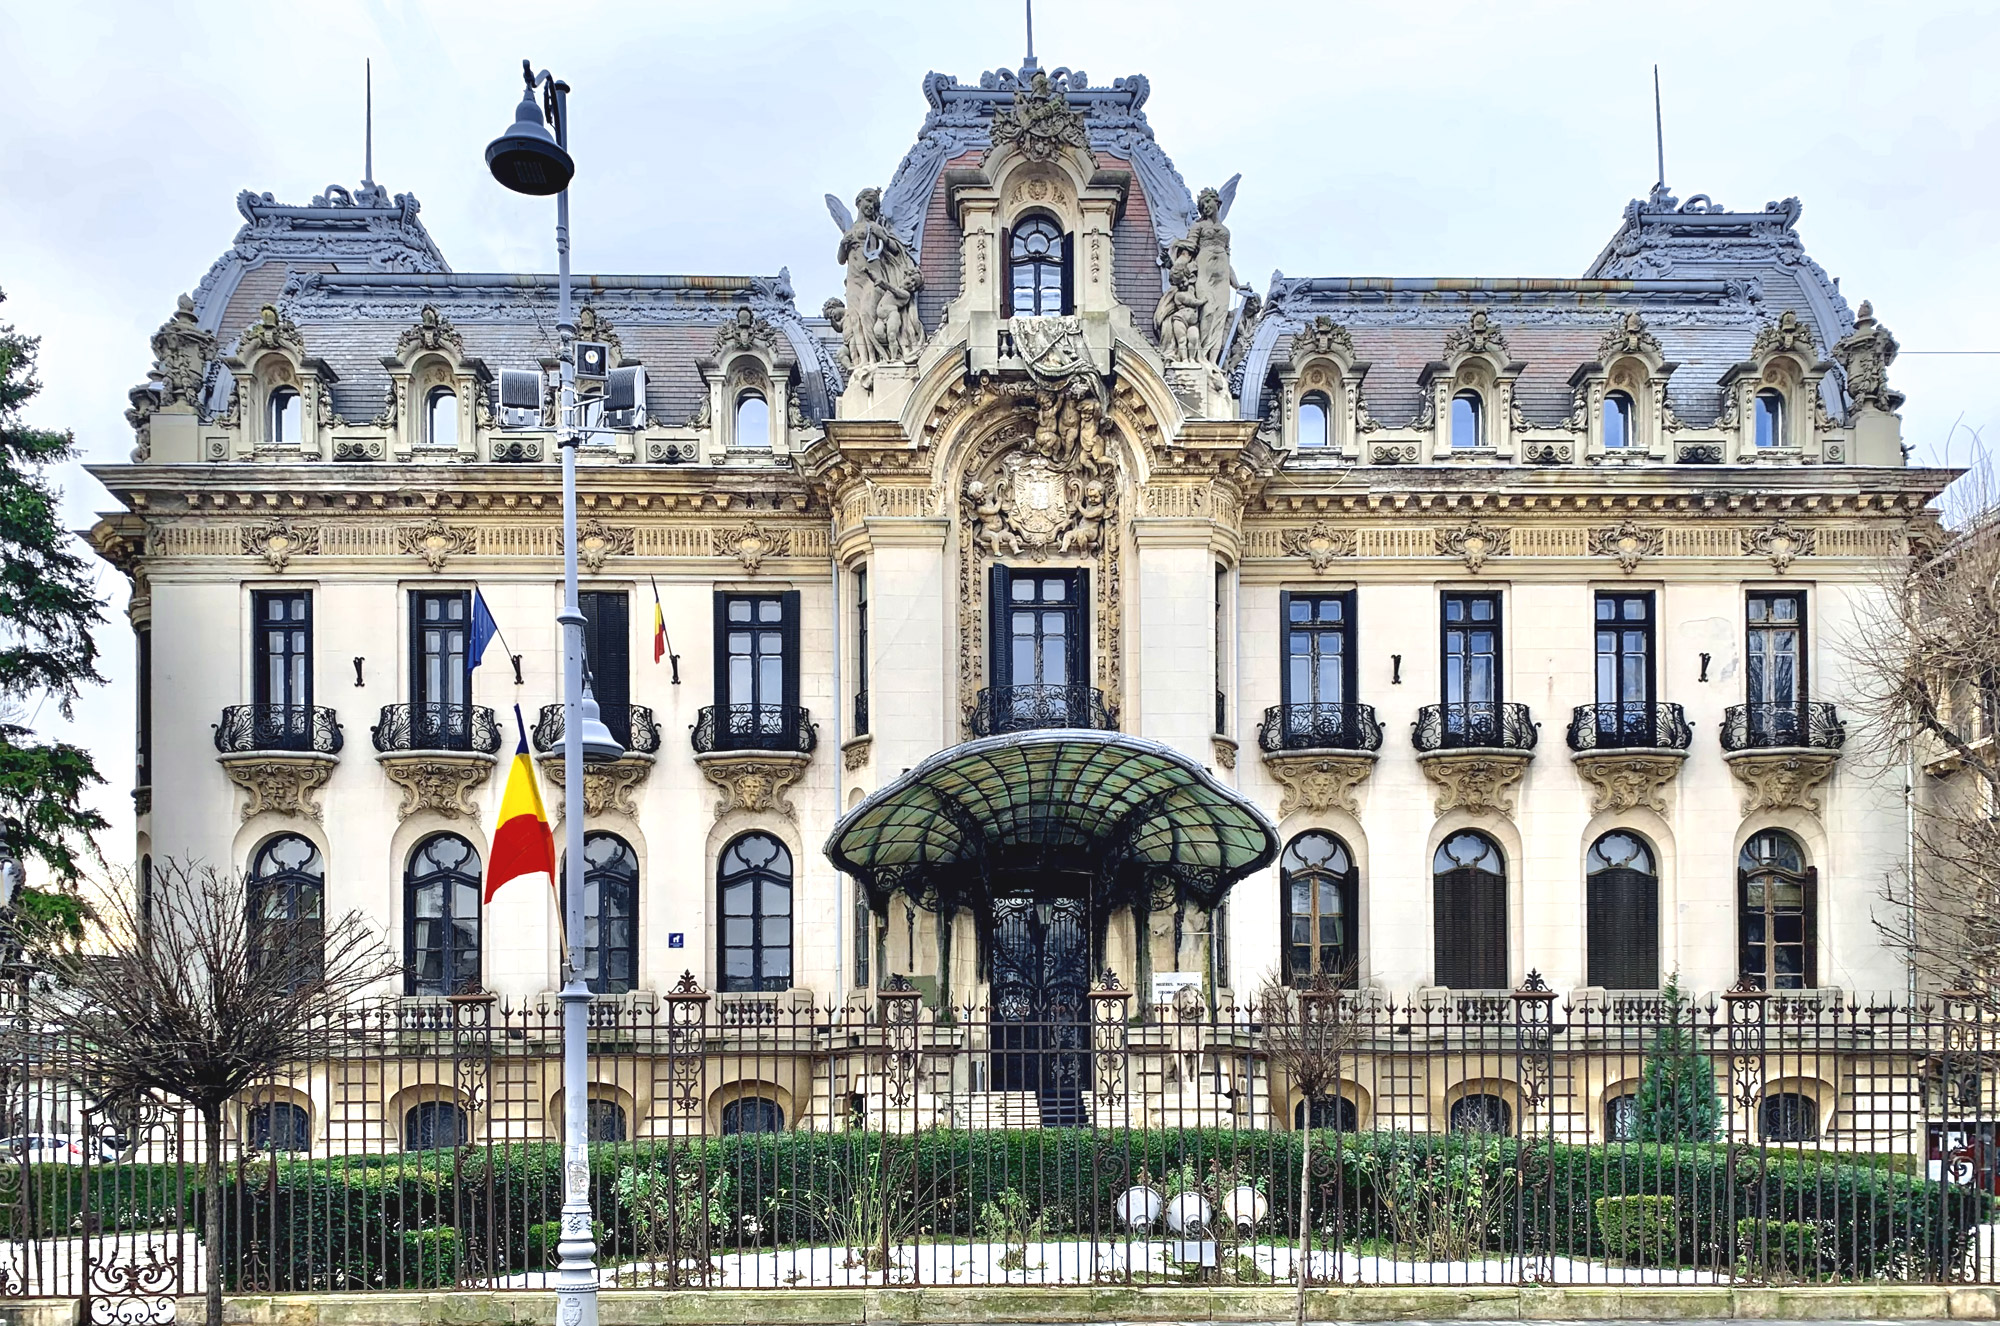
top-left (469, 589), bottom-right (499, 670)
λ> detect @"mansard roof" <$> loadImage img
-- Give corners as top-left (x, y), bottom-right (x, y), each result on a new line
top-left (1238, 187), bottom-right (1859, 428)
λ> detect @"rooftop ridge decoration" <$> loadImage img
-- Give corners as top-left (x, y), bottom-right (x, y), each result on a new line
top-left (1752, 310), bottom-right (1820, 361)
top-left (987, 69), bottom-right (1091, 163)
top-left (393, 305), bottom-right (465, 362)
top-left (1442, 308), bottom-right (1509, 361)
top-left (1597, 311), bottom-right (1662, 362)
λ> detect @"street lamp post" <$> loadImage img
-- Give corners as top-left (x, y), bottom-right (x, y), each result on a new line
top-left (487, 61), bottom-right (619, 1326)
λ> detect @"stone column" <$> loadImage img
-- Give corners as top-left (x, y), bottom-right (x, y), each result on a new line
top-left (862, 517), bottom-right (953, 770)
top-left (1131, 517), bottom-right (1222, 764)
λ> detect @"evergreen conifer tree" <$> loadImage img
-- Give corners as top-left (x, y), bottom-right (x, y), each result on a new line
top-left (1633, 972), bottom-right (1720, 1143)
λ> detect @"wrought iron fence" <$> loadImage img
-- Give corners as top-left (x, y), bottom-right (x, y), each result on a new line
top-left (968, 684), bottom-right (1118, 736)
top-left (690, 705), bottom-right (818, 754)
top-left (532, 703), bottom-right (663, 756)
top-left (370, 703), bottom-right (502, 755)
top-left (212, 704), bottom-right (344, 755)
top-left (1413, 702), bottom-right (1539, 752)
top-left (1720, 702), bottom-right (1846, 752)
top-left (1566, 703), bottom-right (1693, 752)
top-left (1, 978), bottom-right (1995, 1302)
top-left (1258, 703), bottom-right (1385, 753)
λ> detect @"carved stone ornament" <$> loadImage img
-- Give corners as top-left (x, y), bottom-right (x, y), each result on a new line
top-left (695, 750), bottom-right (811, 822)
top-left (377, 753), bottom-right (496, 821)
top-left (841, 736), bottom-right (872, 772)
top-left (712, 307), bottom-right (781, 360)
top-left (1264, 751), bottom-right (1377, 818)
top-left (1752, 310), bottom-right (1818, 361)
top-left (240, 304), bottom-right (306, 358)
top-left (564, 518), bottom-right (634, 574)
top-left (394, 304), bottom-right (465, 362)
top-left (1416, 750), bottom-right (1532, 818)
top-left (1435, 519), bottom-right (1512, 573)
top-left (241, 518), bottom-right (321, 572)
top-left (1832, 300), bottom-right (1903, 413)
top-left (1291, 314), bottom-right (1354, 362)
top-left (147, 293), bottom-right (216, 407)
top-left (1597, 311), bottom-right (1662, 362)
top-left (574, 305), bottom-right (623, 365)
top-left (1211, 736), bottom-right (1237, 771)
top-left (988, 69), bottom-right (1090, 163)
top-left (219, 753), bottom-right (335, 823)
top-left (712, 521), bottom-right (792, 573)
top-left (1442, 309), bottom-right (1508, 361)
top-left (1012, 315), bottom-right (1093, 385)
top-left (399, 516), bottom-right (478, 572)
top-left (828, 187), bottom-right (925, 370)
top-left (1741, 519), bottom-right (1817, 574)
top-left (1280, 521), bottom-right (1357, 572)
top-left (1724, 749), bottom-right (1839, 815)
top-left (1572, 750), bottom-right (1685, 814)
top-left (541, 755), bottom-right (653, 819)
top-left (1588, 518), bottom-right (1664, 574)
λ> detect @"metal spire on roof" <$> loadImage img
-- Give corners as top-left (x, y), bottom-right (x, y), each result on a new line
top-left (1022, 0), bottom-right (1039, 72)
top-left (1652, 64), bottom-right (1665, 191)
top-left (364, 58), bottom-right (374, 189)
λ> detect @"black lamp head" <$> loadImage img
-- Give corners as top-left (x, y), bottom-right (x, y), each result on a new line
top-left (486, 86), bottom-right (574, 196)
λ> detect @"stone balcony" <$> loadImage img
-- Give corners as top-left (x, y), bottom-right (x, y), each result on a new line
top-left (690, 704), bottom-right (818, 821)
top-left (1411, 702), bottom-right (1539, 819)
top-left (212, 702), bottom-right (344, 822)
top-left (370, 702), bottom-right (501, 822)
top-left (1565, 701), bottom-right (1692, 814)
top-left (1256, 702), bottom-right (1384, 817)
top-left (1719, 701), bottom-right (1846, 815)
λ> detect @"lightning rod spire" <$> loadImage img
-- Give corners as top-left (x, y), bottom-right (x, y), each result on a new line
top-left (1024, 0), bottom-right (1038, 72)
top-left (363, 58), bottom-right (374, 188)
top-left (1653, 63), bottom-right (1665, 190)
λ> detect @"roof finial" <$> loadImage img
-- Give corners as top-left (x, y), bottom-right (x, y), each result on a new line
top-left (1023, 0), bottom-right (1039, 72)
top-left (363, 58), bottom-right (374, 189)
top-left (1652, 63), bottom-right (1665, 192)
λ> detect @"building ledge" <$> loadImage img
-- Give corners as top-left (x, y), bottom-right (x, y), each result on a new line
top-left (1722, 746), bottom-right (1840, 815)
top-left (536, 752), bottom-right (656, 819)
top-left (375, 749), bottom-right (498, 821)
top-left (1414, 747), bottom-right (1532, 819)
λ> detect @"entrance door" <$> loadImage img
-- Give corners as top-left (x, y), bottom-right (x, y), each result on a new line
top-left (990, 896), bottom-right (1091, 1125)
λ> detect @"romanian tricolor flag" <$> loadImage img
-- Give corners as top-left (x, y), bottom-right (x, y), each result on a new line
top-left (485, 706), bottom-right (555, 904)
top-left (651, 576), bottom-right (667, 663)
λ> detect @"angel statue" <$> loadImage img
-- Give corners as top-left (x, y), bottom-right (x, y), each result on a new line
top-left (827, 188), bottom-right (926, 369)
top-left (1157, 176), bottom-right (1251, 365)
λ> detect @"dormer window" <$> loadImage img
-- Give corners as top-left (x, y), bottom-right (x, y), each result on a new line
top-left (426, 387), bottom-right (457, 448)
top-left (268, 387), bottom-right (301, 445)
top-left (735, 390), bottom-right (770, 449)
top-left (1297, 392), bottom-right (1330, 449)
top-left (1603, 391), bottom-right (1633, 449)
top-left (1755, 390), bottom-right (1786, 448)
top-left (1006, 214), bottom-right (1069, 317)
top-left (1450, 392), bottom-right (1483, 449)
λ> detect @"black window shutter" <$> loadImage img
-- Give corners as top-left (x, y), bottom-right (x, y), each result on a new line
top-left (988, 565), bottom-right (1013, 688)
top-left (1737, 864), bottom-right (1760, 987)
top-left (1338, 863), bottom-right (1360, 981)
top-left (1803, 865), bottom-right (1820, 988)
top-left (1060, 232), bottom-right (1075, 315)
top-left (711, 592), bottom-right (729, 711)
top-left (1588, 866), bottom-right (1659, 990)
top-left (1073, 566), bottom-right (1091, 688)
top-left (780, 590), bottom-right (801, 721)
top-left (1342, 590), bottom-right (1359, 708)
top-left (1000, 228), bottom-right (1014, 319)
top-left (1436, 866), bottom-right (1506, 989)
top-left (1278, 591), bottom-right (1295, 711)
top-left (581, 593), bottom-right (631, 747)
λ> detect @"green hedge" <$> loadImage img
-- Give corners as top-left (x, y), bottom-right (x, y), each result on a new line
top-left (209, 1129), bottom-right (1986, 1289)
top-left (0, 1162), bottom-right (191, 1239)
top-left (1594, 1194), bottom-right (1677, 1265)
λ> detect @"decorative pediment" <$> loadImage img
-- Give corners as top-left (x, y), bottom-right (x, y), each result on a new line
top-left (1290, 315), bottom-right (1354, 364)
top-left (392, 304), bottom-right (466, 365)
top-left (1435, 519), bottom-right (1511, 572)
top-left (1751, 310), bottom-right (1819, 363)
top-left (1596, 312), bottom-right (1663, 363)
top-left (711, 308), bottom-right (783, 362)
top-left (575, 305), bottom-right (624, 365)
top-left (1741, 519), bottom-right (1817, 574)
top-left (987, 70), bottom-right (1090, 164)
top-left (1588, 519), bottom-right (1664, 574)
top-left (1442, 309), bottom-right (1509, 363)
top-left (238, 304), bottom-right (306, 360)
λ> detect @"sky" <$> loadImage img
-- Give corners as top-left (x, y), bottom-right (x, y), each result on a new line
top-left (1, 0), bottom-right (1997, 875)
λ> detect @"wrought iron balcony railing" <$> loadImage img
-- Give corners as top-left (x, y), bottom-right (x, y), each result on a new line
top-left (1412, 702), bottom-right (1539, 753)
top-left (1258, 702), bottom-right (1386, 754)
top-left (1720, 702), bottom-right (1846, 752)
top-left (1566, 702), bottom-right (1693, 752)
top-left (691, 704), bottom-right (818, 755)
top-left (968, 684), bottom-right (1117, 736)
top-left (532, 703), bottom-right (662, 756)
top-left (371, 703), bottom-right (502, 755)
top-left (213, 704), bottom-right (344, 756)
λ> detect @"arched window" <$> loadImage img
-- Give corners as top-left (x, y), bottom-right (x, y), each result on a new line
top-left (1739, 830), bottom-right (1816, 989)
top-left (247, 835), bottom-right (324, 986)
top-left (404, 1100), bottom-right (468, 1151)
top-left (1450, 391), bottom-right (1483, 448)
top-left (1433, 832), bottom-right (1506, 989)
top-left (1759, 1091), bottom-right (1819, 1143)
top-left (720, 1097), bottom-right (784, 1135)
top-left (426, 386), bottom-right (457, 448)
top-left (734, 390), bottom-right (769, 448)
top-left (719, 833), bottom-right (793, 992)
top-left (267, 386), bottom-right (301, 445)
top-left (1449, 1094), bottom-right (1512, 1135)
top-left (405, 834), bottom-right (482, 996)
top-left (247, 1101), bottom-right (311, 1152)
top-left (1280, 831), bottom-right (1357, 984)
top-left (1754, 390), bottom-right (1786, 448)
top-left (1297, 392), bottom-right (1330, 449)
top-left (568, 833), bottom-right (638, 995)
top-left (1007, 214), bottom-right (1068, 317)
top-left (1586, 832), bottom-right (1659, 991)
top-left (1604, 1093), bottom-right (1638, 1143)
top-left (587, 1098), bottom-right (628, 1143)
top-left (1293, 1097), bottom-right (1359, 1131)
top-left (1603, 390), bottom-right (1634, 449)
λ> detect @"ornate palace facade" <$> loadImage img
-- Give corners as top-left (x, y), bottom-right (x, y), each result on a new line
top-left (95, 57), bottom-right (1942, 1094)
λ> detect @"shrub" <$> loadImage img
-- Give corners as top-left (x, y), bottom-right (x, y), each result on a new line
top-left (1594, 1194), bottom-right (1677, 1265)
top-left (526, 1218), bottom-right (606, 1268)
top-left (1737, 1217), bottom-right (1822, 1280)
top-left (398, 1227), bottom-right (458, 1289)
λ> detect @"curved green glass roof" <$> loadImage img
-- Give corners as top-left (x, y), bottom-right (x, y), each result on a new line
top-left (825, 731), bottom-right (1279, 912)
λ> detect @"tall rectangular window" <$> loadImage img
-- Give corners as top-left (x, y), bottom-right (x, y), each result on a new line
top-left (1280, 590), bottom-right (1357, 745)
top-left (1746, 593), bottom-right (1805, 709)
top-left (578, 591), bottom-right (631, 747)
top-left (410, 591), bottom-right (471, 748)
top-left (854, 568), bottom-right (870, 737)
top-left (987, 566), bottom-right (1089, 729)
top-left (714, 591), bottom-right (800, 747)
top-left (135, 626), bottom-right (152, 790)
top-left (1441, 592), bottom-right (1501, 707)
top-left (1593, 592), bottom-right (1655, 745)
top-left (253, 590), bottom-right (313, 749)
top-left (1214, 565), bottom-right (1228, 735)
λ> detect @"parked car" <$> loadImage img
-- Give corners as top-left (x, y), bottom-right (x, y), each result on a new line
top-left (0, 1135), bottom-right (118, 1165)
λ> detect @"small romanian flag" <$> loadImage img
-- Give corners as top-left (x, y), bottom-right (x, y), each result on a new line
top-left (652, 576), bottom-right (668, 664)
top-left (485, 706), bottom-right (556, 904)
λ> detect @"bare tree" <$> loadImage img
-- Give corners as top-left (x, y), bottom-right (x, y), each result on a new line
top-left (1257, 972), bottom-right (1359, 1326)
top-left (1848, 458), bottom-right (2000, 1005)
top-left (10, 857), bottom-right (394, 1324)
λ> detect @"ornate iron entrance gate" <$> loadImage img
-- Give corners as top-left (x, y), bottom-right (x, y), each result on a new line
top-left (990, 895), bottom-right (1091, 1125)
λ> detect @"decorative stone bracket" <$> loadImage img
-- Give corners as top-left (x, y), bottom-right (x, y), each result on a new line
top-left (1724, 748), bottom-right (1839, 814)
top-left (1415, 749), bottom-right (1532, 817)
top-left (539, 754), bottom-right (655, 819)
top-left (695, 750), bottom-right (812, 822)
top-left (1262, 750), bottom-right (1376, 817)
top-left (1572, 750), bottom-right (1686, 814)
top-left (377, 752), bottom-right (497, 821)
top-left (219, 752), bottom-right (337, 822)
top-left (841, 735), bottom-right (873, 773)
